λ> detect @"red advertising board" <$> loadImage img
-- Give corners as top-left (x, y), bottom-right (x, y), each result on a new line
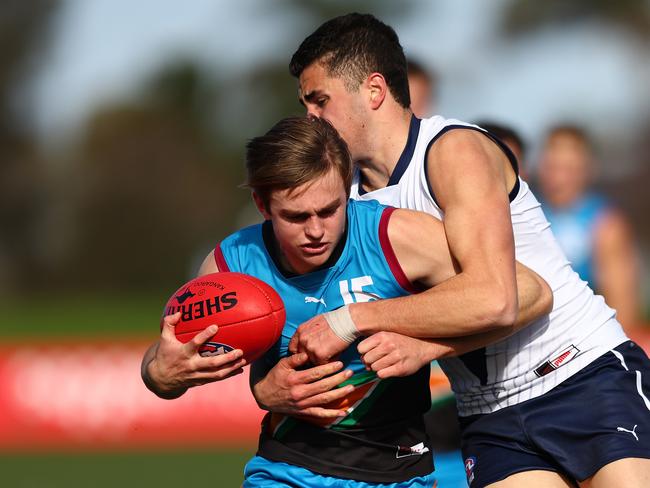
top-left (0, 340), bottom-right (263, 451)
top-left (2, 331), bottom-right (648, 451)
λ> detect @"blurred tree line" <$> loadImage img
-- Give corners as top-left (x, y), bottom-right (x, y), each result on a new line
top-left (0, 2), bottom-right (254, 294)
top-left (1, 1), bottom-right (57, 294)
top-left (0, 0), bottom-right (407, 296)
top-left (0, 0), bottom-right (648, 302)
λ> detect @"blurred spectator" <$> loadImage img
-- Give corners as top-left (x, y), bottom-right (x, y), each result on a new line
top-left (407, 58), bottom-right (436, 118)
top-left (476, 121), bottom-right (528, 180)
top-left (537, 125), bottom-right (642, 331)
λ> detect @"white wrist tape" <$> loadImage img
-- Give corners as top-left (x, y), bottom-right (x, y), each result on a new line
top-left (324, 306), bottom-right (360, 343)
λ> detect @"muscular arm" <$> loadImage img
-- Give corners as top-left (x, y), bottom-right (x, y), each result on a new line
top-left (354, 207), bottom-right (551, 378)
top-left (358, 328), bottom-right (520, 379)
top-left (352, 130), bottom-right (520, 337)
top-left (290, 206), bottom-right (552, 364)
top-left (358, 273), bottom-right (548, 379)
top-left (371, 207), bottom-right (550, 334)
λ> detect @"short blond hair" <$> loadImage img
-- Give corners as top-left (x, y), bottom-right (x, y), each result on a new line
top-left (245, 117), bottom-right (352, 210)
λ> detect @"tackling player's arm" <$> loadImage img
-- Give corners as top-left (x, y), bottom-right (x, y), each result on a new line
top-left (357, 207), bottom-right (551, 377)
top-left (140, 253), bottom-right (247, 399)
top-left (388, 208), bottom-right (551, 332)
top-left (290, 203), bottom-right (552, 364)
top-left (354, 130), bottom-right (520, 337)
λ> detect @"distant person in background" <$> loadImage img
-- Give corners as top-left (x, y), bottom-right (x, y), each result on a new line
top-left (407, 59), bottom-right (436, 118)
top-left (477, 121), bottom-right (528, 180)
top-left (538, 124), bottom-right (642, 331)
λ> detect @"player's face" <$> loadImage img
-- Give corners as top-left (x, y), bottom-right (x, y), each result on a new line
top-left (261, 169), bottom-right (348, 275)
top-left (298, 62), bottom-right (369, 161)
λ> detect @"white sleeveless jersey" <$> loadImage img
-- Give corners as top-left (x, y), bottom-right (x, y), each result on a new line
top-left (350, 115), bottom-right (628, 416)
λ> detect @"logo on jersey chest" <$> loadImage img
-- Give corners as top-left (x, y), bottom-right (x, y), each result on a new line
top-left (304, 296), bottom-right (326, 306)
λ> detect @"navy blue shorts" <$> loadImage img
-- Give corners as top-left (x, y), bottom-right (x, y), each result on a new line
top-left (459, 341), bottom-right (650, 487)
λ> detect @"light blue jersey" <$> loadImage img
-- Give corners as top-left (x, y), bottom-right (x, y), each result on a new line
top-left (216, 199), bottom-right (413, 375)
top-left (215, 199), bottom-right (435, 485)
top-left (543, 193), bottom-right (610, 289)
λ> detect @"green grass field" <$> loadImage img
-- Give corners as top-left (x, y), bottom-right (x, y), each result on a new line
top-left (0, 294), bottom-right (255, 488)
top-left (0, 449), bottom-right (254, 488)
top-left (0, 292), bottom-right (166, 339)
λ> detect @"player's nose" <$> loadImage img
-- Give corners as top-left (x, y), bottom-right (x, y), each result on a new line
top-left (305, 217), bottom-right (324, 239)
top-left (306, 105), bottom-right (321, 118)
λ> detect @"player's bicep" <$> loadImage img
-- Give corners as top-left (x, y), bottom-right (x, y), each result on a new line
top-left (428, 130), bottom-right (516, 277)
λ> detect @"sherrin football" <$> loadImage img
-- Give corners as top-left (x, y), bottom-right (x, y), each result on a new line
top-left (162, 272), bottom-right (285, 362)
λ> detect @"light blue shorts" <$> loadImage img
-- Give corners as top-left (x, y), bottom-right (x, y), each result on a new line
top-left (243, 455), bottom-right (438, 488)
top-left (431, 450), bottom-right (467, 488)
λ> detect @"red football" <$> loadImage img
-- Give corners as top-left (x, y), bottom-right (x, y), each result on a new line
top-left (162, 272), bottom-right (285, 362)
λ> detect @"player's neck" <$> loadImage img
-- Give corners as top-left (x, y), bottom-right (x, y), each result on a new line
top-left (356, 109), bottom-right (414, 192)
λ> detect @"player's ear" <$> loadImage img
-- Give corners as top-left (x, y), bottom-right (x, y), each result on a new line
top-left (366, 72), bottom-right (387, 110)
top-left (252, 192), bottom-right (272, 220)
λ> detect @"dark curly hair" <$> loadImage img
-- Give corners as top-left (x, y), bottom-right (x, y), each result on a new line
top-left (290, 13), bottom-right (410, 109)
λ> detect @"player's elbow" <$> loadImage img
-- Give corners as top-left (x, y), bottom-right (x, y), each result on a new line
top-left (524, 279), bottom-right (553, 322)
top-left (486, 289), bottom-right (518, 328)
top-left (539, 279), bottom-right (554, 316)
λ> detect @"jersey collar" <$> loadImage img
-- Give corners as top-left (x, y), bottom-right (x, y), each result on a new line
top-left (358, 114), bottom-right (421, 195)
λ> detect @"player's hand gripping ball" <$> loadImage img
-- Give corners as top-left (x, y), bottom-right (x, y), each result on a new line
top-left (162, 272), bottom-right (285, 362)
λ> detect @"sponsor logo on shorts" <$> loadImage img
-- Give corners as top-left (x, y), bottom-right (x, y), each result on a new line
top-left (617, 424), bottom-right (639, 441)
top-left (464, 456), bottom-right (476, 485)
